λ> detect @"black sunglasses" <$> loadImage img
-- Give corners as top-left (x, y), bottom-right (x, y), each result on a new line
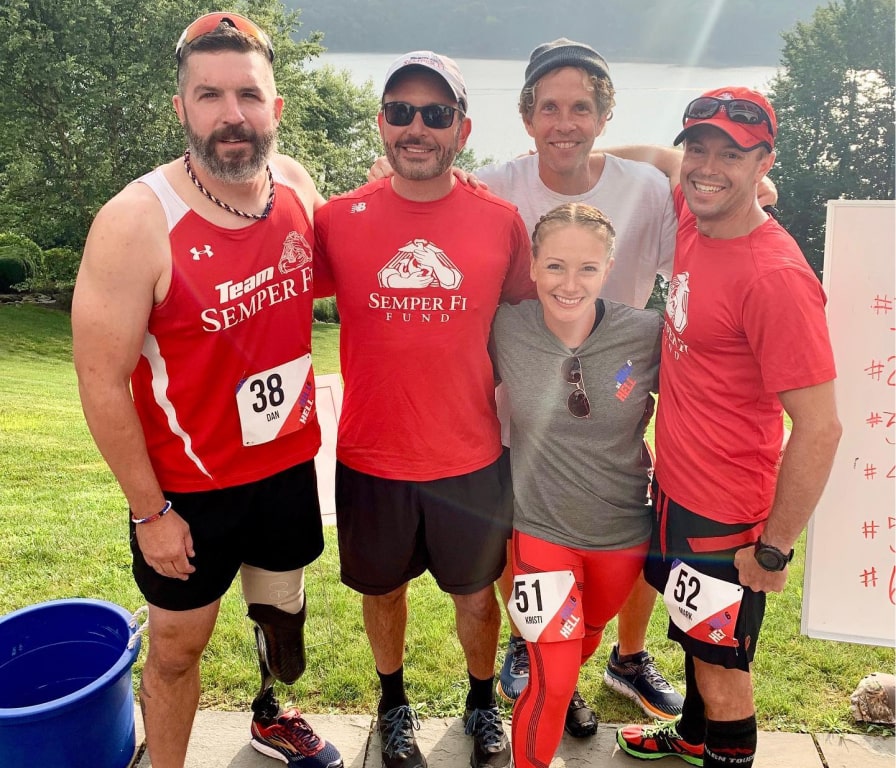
top-left (382, 102), bottom-right (462, 130)
top-left (683, 96), bottom-right (775, 137)
top-left (562, 356), bottom-right (591, 419)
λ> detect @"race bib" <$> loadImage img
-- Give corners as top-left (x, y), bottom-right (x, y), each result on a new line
top-left (235, 355), bottom-right (315, 446)
top-left (663, 559), bottom-right (743, 647)
top-left (506, 570), bottom-right (584, 643)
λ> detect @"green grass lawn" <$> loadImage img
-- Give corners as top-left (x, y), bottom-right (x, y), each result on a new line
top-left (0, 303), bottom-right (892, 734)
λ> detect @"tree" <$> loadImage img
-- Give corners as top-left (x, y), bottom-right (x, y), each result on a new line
top-left (0, 0), bottom-right (380, 249)
top-left (768, 0), bottom-right (895, 277)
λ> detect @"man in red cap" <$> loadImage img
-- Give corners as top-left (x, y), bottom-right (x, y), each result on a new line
top-left (616, 87), bottom-right (842, 767)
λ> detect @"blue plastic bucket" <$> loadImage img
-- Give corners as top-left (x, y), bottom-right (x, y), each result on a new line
top-left (0, 598), bottom-right (145, 768)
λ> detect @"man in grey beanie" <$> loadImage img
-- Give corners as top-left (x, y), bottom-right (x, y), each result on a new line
top-left (477, 38), bottom-right (684, 735)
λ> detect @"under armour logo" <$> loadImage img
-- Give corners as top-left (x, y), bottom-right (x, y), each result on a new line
top-left (191, 245), bottom-right (214, 260)
top-left (350, 202), bottom-right (367, 214)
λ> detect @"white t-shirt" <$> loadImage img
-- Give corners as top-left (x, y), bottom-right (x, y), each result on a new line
top-left (477, 153), bottom-right (675, 308)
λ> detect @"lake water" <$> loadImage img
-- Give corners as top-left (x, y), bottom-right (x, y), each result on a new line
top-left (308, 52), bottom-right (778, 163)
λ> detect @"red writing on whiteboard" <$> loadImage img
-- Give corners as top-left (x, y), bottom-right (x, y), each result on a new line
top-left (890, 567), bottom-right (896, 606)
top-left (870, 294), bottom-right (893, 314)
top-left (859, 566), bottom-right (896, 606)
top-left (864, 356), bottom-right (896, 384)
top-left (866, 411), bottom-right (896, 428)
top-left (860, 518), bottom-right (896, 554)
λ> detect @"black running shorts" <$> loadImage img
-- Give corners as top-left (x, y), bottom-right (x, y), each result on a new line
top-left (644, 483), bottom-right (766, 671)
top-left (335, 453), bottom-right (513, 596)
top-left (131, 461), bottom-right (324, 611)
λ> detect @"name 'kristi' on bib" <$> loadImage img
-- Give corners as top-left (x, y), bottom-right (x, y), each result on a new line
top-left (507, 570), bottom-right (584, 643)
top-left (236, 354), bottom-right (315, 446)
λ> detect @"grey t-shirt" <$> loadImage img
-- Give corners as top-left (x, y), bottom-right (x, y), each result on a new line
top-left (491, 299), bottom-right (662, 550)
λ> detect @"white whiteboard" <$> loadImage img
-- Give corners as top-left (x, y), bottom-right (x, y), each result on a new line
top-left (313, 374), bottom-right (343, 526)
top-left (802, 200), bottom-right (896, 646)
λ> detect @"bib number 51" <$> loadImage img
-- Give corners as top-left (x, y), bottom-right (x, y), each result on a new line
top-left (506, 570), bottom-right (583, 643)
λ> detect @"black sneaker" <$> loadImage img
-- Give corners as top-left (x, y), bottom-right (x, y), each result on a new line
top-left (603, 644), bottom-right (684, 720)
top-left (377, 705), bottom-right (426, 768)
top-left (496, 635), bottom-right (529, 702)
top-left (463, 705), bottom-right (511, 768)
top-left (564, 689), bottom-right (597, 738)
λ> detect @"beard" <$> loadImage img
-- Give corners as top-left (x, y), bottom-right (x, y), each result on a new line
top-left (383, 131), bottom-right (459, 181)
top-left (183, 115), bottom-right (276, 184)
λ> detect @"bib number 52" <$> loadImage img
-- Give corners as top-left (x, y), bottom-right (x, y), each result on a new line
top-left (672, 567), bottom-right (701, 612)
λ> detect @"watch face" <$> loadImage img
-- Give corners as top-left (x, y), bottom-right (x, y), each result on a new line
top-left (755, 547), bottom-right (786, 571)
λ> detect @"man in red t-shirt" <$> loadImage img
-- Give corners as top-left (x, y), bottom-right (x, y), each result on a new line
top-left (616, 88), bottom-right (842, 768)
top-left (315, 52), bottom-right (534, 768)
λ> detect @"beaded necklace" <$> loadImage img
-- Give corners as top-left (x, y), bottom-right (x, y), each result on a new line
top-left (183, 150), bottom-right (275, 220)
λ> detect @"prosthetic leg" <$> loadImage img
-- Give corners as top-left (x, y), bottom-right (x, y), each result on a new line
top-left (247, 599), bottom-right (307, 722)
top-left (244, 567), bottom-right (343, 768)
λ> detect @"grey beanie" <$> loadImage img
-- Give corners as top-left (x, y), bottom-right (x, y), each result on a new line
top-left (523, 38), bottom-right (612, 91)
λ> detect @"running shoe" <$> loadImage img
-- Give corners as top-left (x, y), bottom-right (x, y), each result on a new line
top-left (463, 705), bottom-right (511, 768)
top-left (564, 689), bottom-right (597, 738)
top-left (377, 704), bottom-right (427, 768)
top-left (616, 716), bottom-right (703, 766)
top-left (496, 635), bottom-right (529, 702)
top-left (250, 708), bottom-right (344, 768)
top-left (604, 644), bottom-right (684, 719)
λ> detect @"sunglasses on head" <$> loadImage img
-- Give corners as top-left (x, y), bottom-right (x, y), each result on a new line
top-left (562, 356), bottom-right (591, 419)
top-left (382, 102), bottom-right (462, 129)
top-left (683, 96), bottom-right (775, 137)
top-left (176, 12), bottom-right (275, 62)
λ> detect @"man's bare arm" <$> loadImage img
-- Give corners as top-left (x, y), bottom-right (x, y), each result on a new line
top-left (734, 379), bottom-right (842, 592)
top-left (72, 184), bottom-right (195, 579)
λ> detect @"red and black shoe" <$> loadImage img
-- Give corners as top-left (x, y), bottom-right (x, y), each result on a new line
top-left (616, 716), bottom-right (703, 766)
top-left (251, 708), bottom-right (344, 768)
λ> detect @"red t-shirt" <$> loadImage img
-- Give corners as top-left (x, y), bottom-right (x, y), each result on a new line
top-left (315, 179), bottom-right (535, 481)
top-left (655, 186), bottom-right (836, 523)
top-left (131, 168), bottom-right (321, 492)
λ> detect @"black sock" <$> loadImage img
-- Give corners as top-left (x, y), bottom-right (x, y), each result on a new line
top-left (676, 654), bottom-right (706, 745)
top-left (377, 666), bottom-right (408, 713)
top-left (704, 715), bottom-right (757, 767)
top-left (615, 647), bottom-right (647, 664)
top-left (467, 671), bottom-right (496, 710)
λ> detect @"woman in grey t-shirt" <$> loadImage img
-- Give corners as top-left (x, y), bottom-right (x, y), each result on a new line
top-left (491, 203), bottom-right (662, 768)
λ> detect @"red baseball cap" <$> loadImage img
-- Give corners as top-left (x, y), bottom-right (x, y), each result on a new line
top-left (674, 86), bottom-right (776, 152)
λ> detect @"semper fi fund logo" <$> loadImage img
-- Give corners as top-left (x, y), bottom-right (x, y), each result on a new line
top-left (663, 270), bottom-right (691, 361)
top-left (369, 238), bottom-right (469, 324)
top-left (278, 230), bottom-right (312, 274)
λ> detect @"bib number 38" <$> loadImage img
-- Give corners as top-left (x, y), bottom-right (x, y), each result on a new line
top-left (662, 559), bottom-right (743, 647)
top-left (236, 354), bottom-right (315, 446)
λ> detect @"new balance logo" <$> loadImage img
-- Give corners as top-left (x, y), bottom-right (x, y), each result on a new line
top-left (350, 202), bottom-right (367, 214)
top-left (191, 245), bottom-right (214, 260)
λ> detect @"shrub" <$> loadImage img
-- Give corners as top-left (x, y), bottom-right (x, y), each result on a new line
top-left (313, 297), bottom-right (340, 323)
top-left (41, 247), bottom-right (82, 283)
top-left (0, 256), bottom-right (35, 291)
top-left (0, 233), bottom-right (41, 290)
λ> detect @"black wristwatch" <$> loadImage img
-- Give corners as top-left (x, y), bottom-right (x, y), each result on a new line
top-left (753, 539), bottom-right (794, 572)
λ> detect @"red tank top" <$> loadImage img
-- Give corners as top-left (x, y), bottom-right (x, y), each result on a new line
top-left (130, 166), bottom-right (321, 491)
